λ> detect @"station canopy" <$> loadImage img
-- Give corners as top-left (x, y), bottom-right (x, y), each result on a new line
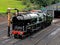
top-left (46, 3), bottom-right (60, 10)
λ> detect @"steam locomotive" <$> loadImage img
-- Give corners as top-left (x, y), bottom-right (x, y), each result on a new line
top-left (7, 9), bottom-right (53, 39)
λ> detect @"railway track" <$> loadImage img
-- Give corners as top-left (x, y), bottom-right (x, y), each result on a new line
top-left (33, 26), bottom-right (59, 45)
top-left (13, 21), bottom-right (60, 45)
top-left (32, 19), bottom-right (60, 45)
top-left (0, 19), bottom-right (60, 45)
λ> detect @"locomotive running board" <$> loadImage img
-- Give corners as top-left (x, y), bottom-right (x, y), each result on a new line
top-left (32, 26), bottom-right (41, 31)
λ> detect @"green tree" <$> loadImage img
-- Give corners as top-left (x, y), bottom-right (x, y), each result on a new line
top-left (18, 0), bottom-right (60, 10)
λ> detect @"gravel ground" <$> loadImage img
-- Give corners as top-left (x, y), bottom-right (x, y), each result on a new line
top-left (0, 17), bottom-right (60, 45)
top-left (0, 16), bottom-right (7, 23)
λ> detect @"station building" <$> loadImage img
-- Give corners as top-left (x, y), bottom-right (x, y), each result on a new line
top-left (46, 3), bottom-right (60, 18)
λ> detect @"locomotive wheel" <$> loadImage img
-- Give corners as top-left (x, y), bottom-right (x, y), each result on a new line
top-left (14, 34), bottom-right (24, 39)
top-left (14, 34), bottom-right (19, 39)
top-left (49, 22), bottom-right (51, 25)
top-left (47, 22), bottom-right (51, 26)
top-left (19, 35), bottom-right (24, 39)
top-left (41, 23), bottom-right (45, 29)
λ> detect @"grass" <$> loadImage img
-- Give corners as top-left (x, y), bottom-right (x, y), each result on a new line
top-left (0, 0), bottom-right (26, 13)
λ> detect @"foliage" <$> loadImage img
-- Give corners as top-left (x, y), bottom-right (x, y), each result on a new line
top-left (0, 0), bottom-right (26, 12)
top-left (0, 0), bottom-right (60, 12)
top-left (20, 0), bottom-right (60, 10)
